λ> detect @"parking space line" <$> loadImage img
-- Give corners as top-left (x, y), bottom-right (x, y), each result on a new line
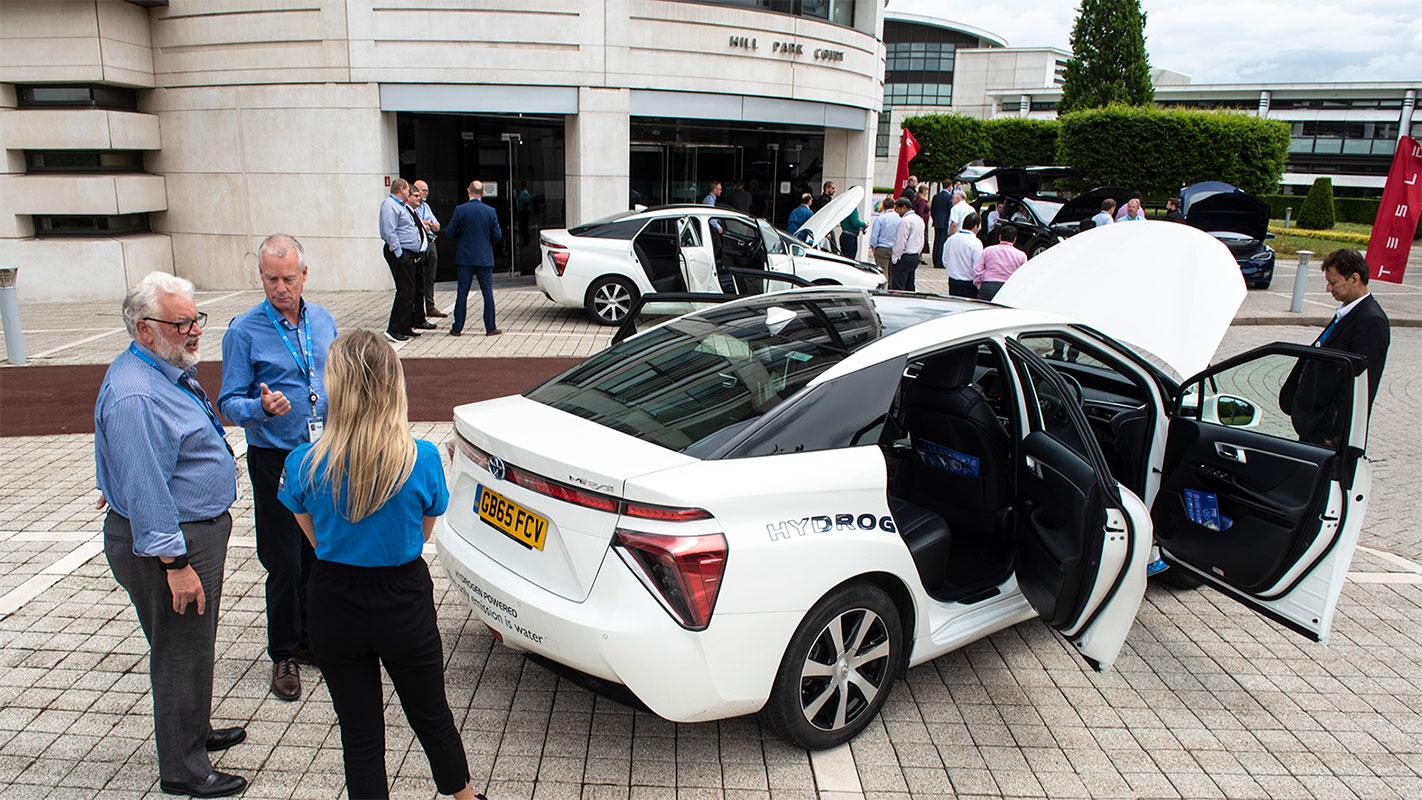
top-left (1356, 544), bottom-right (1422, 574)
top-left (0, 540), bottom-right (103, 619)
top-left (1347, 572), bottom-right (1422, 584)
top-left (810, 743), bottom-right (863, 795)
top-left (25, 290), bottom-right (248, 359)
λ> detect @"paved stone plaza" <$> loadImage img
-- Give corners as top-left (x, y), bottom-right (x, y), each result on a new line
top-left (1, 263), bottom-right (1421, 799)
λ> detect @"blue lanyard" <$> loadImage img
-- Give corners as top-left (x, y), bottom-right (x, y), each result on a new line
top-left (261, 301), bottom-right (319, 405)
top-left (127, 343), bottom-right (228, 441)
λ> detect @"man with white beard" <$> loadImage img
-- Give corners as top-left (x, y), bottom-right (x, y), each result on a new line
top-left (95, 271), bottom-right (246, 798)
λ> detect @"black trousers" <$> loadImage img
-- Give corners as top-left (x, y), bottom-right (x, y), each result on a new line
top-left (948, 278), bottom-right (979, 298)
top-left (892, 255), bottom-right (918, 292)
top-left (384, 246), bottom-right (426, 336)
top-left (932, 226), bottom-right (949, 268)
top-left (248, 445), bottom-right (314, 661)
top-left (423, 244), bottom-right (440, 314)
top-left (310, 557), bottom-right (470, 799)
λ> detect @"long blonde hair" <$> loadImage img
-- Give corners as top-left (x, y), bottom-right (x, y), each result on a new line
top-left (305, 329), bottom-right (417, 522)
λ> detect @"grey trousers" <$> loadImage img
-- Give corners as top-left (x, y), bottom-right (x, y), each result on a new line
top-left (873, 246), bottom-right (894, 287)
top-left (423, 243), bottom-right (439, 313)
top-left (104, 511), bottom-right (231, 784)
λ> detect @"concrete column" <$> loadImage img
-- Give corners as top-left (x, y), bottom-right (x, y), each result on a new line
top-left (823, 117), bottom-right (876, 256)
top-left (565, 87), bottom-right (629, 227)
top-left (1400, 89), bottom-right (1416, 140)
top-left (1257, 90), bottom-right (1271, 118)
top-left (1019, 94), bottom-right (1030, 117)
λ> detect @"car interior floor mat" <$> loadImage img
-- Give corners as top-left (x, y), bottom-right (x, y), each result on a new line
top-left (927, 534), bottom-right (1013, 603)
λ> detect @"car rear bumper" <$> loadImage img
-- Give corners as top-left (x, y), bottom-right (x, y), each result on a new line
top-left (534, 258), bottom-right (581, 308)
top-left (435, 519), bottom-right (798, 722)
top-left (1238, 255), bottom-right (1274, 286)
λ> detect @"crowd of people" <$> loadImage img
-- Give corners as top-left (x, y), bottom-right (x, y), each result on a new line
top-left (96, 237), bottom-right (484, 799)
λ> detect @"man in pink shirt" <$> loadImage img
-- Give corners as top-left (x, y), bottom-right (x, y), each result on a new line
top-left (973, 224), bottom-right (1028, 301)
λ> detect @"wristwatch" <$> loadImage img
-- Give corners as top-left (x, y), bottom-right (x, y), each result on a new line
top-left (158, 554), bottom-right (190, 571)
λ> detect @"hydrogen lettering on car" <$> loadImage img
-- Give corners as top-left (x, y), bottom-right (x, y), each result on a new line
top-left (453, 572), bottom-right (549, 647)
top-left (766, 513), bottom-right (896, 542)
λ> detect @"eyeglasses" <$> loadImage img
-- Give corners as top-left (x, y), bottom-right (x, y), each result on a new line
top-left (143, 312), bottom-right (208, 335)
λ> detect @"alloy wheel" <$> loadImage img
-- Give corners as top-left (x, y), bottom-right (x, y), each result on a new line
top-left (593, 282), bottom-right (632, 322)
top-left (798, 607), bottom-right (892, 731)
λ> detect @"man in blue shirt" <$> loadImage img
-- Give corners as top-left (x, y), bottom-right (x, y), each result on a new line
top-left (869, 196), bottom-right (902, 286)
top-left (218, 233), bottom-right (338, 702)
top-left (787, 193), bottom-right (814, 238)
top-left (378, 178), bottom-right (431, 342)
top-left (412, 179), bottom-right (445, 319)
top-left (96, 271), bottom-right (246, 798)
top-left (442, 180), bottom-right (504, 336)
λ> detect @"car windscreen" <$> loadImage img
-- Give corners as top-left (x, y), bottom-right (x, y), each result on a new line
top-left (1021, 197), bottom-right (1062, 224)
top-left (526, 292), bottom-right (884, 454)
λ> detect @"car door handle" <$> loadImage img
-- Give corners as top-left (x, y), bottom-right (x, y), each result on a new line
top-left (1025, 454), bottom-right (1043, 478)
top-left (1214, 443), bottom-right (1247, 463)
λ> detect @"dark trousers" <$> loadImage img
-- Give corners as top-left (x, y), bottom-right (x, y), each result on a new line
top-left (248, 445), bottom-right (314, 661)
top-left (948, 278), bottom-right (979, 298)
top-left (105, 511), bottom-right (231, 784)
top-left (892, 255), bottom-right (918, 292)
top-left (838, 231), bottom-right (858, 260)
top-left (423, 244), bottom-right (440, 314)
top-left (384, 246), bottom-right (426, 335)
top-left (453, 264), bottom-right (496, 334)
top-left (978, 280), bottom-right (1005, 302)
top-left (932, 227), bottom-right (948, 268)
top-left (310, 557), bottom-right (470, 799)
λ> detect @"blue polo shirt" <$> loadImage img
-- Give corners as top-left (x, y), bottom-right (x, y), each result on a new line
top-left (278, 439), bottom-right (448, 567)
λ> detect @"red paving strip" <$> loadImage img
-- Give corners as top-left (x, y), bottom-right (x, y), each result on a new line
top-left (0, 357), bottom-right (582, 437)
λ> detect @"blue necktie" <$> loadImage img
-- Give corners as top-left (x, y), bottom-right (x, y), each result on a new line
top-left (1315, 316), bottom-right (1340, 347)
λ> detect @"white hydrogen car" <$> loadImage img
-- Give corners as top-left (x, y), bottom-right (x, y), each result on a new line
top-left (535, 186), bottom-right (885, 325)
top-left (439, 222), bottom-right (1372, 750)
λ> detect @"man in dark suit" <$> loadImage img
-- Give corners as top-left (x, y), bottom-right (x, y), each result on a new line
top-left (1279, 249), bottom-right (1390, 445)
top-left (930, 185), bottom-right (952, 268)
top-left (442, 180), bottom-right (504, 336)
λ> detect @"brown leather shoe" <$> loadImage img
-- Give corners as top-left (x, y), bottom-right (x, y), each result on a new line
top-left (427, 309), bottom-right (449, 318)
top-left (486, 328), bottom-right (503, 336)
top-left (271, 658), bottom-right (300, 701)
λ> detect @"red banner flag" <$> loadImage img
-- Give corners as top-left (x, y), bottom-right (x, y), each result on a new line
top-left (1366, 135), bottom-right (1422, 284)
top-left (894, 127), bottom-right (920, 196)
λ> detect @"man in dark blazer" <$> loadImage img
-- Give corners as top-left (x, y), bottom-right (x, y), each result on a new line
top-left (1279, 248), bottom-right (1390, 445)
top-left (442, 180), bottom-right (504, 336)
top-left (930, 185), bottom-right (952, 268)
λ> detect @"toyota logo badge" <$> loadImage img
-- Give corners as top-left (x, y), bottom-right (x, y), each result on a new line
top-left (488, 456), bottom-right (506, 482)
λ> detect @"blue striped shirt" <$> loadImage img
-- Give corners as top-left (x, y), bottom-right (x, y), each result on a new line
top-left (379, 194), bottom-right (426, 258)
top-left (218, 300), bottom-right (338, 451)
top-left (94, 343), bottom-right (236, 557)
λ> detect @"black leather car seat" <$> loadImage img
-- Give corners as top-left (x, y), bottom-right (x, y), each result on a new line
top-left (1111, 406), bottom-right (1150, 495)
top-left (902, 349), bottom-right (1013, 538)
top-left (889, 497), bottom-right (951, 590)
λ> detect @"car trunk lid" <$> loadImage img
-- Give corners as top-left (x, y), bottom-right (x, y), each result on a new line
top-left (449, 394), bottom-right (698, 602)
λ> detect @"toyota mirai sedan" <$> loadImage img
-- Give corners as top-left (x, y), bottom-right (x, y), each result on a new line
top-left (438, 221), bottom-right (1372, 750)
top-left (1181, 181), bottom-right (1277, 289)
top-left (536, 186), bottom-right (885, 325)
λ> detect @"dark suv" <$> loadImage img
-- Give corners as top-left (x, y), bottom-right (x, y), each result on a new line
top-left (956, 163), bottom-right (1131, 258)
top-left (1180, 181), bottom-right (1275, 289)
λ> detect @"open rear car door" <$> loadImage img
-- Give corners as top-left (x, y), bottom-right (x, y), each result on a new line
top-left (1006, 340), bottom-right (1151, 671)
top-left (1154, 343), bottom-right (1371, 642)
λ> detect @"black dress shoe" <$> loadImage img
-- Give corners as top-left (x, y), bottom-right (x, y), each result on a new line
top-left (160, 770), bottom-right (247, 797)
top-left (404, 329), bottom-right (422, 338)
top-left (414, 320), bottom-right (437, 330)
top-left (206, 726), bottom-right (246, 752)
top-left (384, 330), bottom-right (408, 343)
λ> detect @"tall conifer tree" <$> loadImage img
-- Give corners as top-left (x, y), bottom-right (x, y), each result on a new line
top-left (1059, 0), bottom-right (1155, 114)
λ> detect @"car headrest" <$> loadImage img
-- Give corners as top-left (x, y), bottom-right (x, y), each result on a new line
top-left (916, 349), bottom-right (978, 389)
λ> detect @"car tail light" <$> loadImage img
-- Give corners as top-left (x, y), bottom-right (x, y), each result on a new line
top-left (453, 432), bottom-right (490, 470)
top-left (508, 467), bottom-right (620, 513)
top-left (547, 244), bottom-right (570, 276)
top-left (623, 501), bottom-right (712, 522)
top-left (614, 529), bottom-right (727, 631)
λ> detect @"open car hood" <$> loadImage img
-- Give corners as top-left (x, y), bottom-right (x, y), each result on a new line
top-left (956, 162), bottom-right (1084, 198)
top-left (1049, 186), bottom-right (1132, 226)
top-left (993, 221), bottom-right (1245, 380)
top-left (1181, 181), bottom-right (1270, 240)
top-left (797, 185), bottom-right (865, 247)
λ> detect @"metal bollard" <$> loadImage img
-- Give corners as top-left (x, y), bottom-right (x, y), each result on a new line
top-left (0, 267), bottom-right (26, 365)
top-left (1284, 207), bottom-right (1292, 229)
top-left (1289, 250), bottom-right (1313, 314)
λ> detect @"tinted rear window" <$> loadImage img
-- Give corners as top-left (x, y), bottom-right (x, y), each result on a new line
top-left (569, 213), bottom-right (645, 239)
top-left (526, 293), bottom-right (884, 454)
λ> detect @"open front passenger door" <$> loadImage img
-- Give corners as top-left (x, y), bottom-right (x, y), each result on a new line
top-left (1006, 341), bottom-right (1151, 671)
top-left (1153, 343), bottom-right (1370, 642)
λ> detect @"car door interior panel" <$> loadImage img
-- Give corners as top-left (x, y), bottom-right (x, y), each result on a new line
top-left (1015, 431), bottom-right (1108, 628)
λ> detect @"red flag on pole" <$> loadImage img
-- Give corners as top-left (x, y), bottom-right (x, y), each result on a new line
top-left (894, 128), bottom-right (920, 197)
top-left (1366, 135), bottom-right (1422, 284)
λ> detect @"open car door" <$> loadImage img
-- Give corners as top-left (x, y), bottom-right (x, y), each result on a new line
top-left (1153, 343), bottom-right (1371, 642)
top-left (677, 216), bottom-right (719, 293)
top-left (1006, 340), bottom-right (1151, 671)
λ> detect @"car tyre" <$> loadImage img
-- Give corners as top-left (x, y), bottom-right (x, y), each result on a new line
top-left (1029, 243), bottom-right (1051, 259)
top-left (584, 276), bottom-right (639, 326)
top-left (1155, 566), bottom-right (1204, 590)
top-left (759, 583), bottom-right (903, 750)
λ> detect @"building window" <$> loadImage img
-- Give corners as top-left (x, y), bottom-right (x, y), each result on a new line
top-left (25, 151), bottom-right (145, 173)
top-left (1270, 97), bottom-right (1405, 111)
top-left (1288, 121), bottom-right (1400, 156)
top-left (32, 214), bottom-right (151, 237)
top-left (16, 84), bottom-right (138, 110)
top-left (1030, 101), bottom-right (1057, 112)
top-left (677, 0), bottom-right (856, 27)
top-left (1155, 98), bottom-right (1252, 110)
top-left (885, 41), bottom-right (956, 72)
top-left (884, 83), bottom-right (952, 105)
top-left (875, 113), bottom-right (891, 157)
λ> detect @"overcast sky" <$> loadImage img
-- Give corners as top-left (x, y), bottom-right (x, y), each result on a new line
top-left (888, 0), bottom-right (1422, 84)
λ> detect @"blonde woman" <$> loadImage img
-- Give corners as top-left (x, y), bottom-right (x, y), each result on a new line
top-left (277, 330), bottom-right (480, 800)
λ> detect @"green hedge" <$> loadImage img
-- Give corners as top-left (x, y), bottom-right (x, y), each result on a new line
top-left (1056, 105), bottom-right (1290, 197)
top-left (1296, 177), bottom-right (1336, 230)
top-left (901, 114), bottom-right (990, 183)
top-left (982, 118), bottom-right (1059, 168)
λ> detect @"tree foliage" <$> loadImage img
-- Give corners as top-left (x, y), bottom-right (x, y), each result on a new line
top-left (1056, 105), bottom-right (1290, 197)
top-left (983, 118), bottom-right (1059, 167)
top-left (901, 114), bottom-right (990, 183)
top-left (1296, 177), bottom-right (1337, 230)
top-left (1059, 0), bottom-right (1154, 115)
